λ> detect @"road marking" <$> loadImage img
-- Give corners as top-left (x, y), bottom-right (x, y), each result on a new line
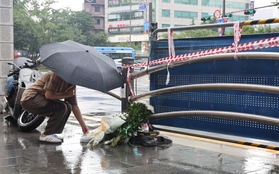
top-left (160, 131), bottom-right (279, 154)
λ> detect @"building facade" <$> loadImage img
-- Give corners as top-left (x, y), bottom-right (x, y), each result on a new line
top-left (84, 0), bottom-right (105, 34)
top-left (106, 0), bottom-right (150, 53)
top-left (0, 0), bottom-right (13, 99)
top-left (85, 0), bottom-right (251, 53)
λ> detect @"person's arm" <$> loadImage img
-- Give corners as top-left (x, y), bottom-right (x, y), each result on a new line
top-left (45, 88), bottom-right (75, 100)
top-left (72, 104), bottom-right (89, 134)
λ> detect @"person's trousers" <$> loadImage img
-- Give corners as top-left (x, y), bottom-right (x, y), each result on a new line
top-left (21, 94), bottom-right (72, 135)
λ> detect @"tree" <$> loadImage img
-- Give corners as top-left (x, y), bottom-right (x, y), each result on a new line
top-left (86, 32), bottom-right (111, 46)
top-left (226, 25), bottom-right (279, 36)
top-left (160, 29), bottom-right (218, 39)
top-left (190, 18), bottom-right (195, 26)
top-left (114, 41), bottom-right (141, 51)
top-left (13, 0), bottom-right (40, 53)
top-left (68, 11), bottom-right (95, 35)
top-left (13, 0), bottom-right (110, 54)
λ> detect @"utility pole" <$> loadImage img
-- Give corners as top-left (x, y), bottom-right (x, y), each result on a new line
top-left (222, 0), bottom-right (225, 17)
top-left (129, 0), bottom-right (132, 46)
top-left (148, 2), bottom-right (152, 23)
top-left (218, 0), bottom-right (226, 36)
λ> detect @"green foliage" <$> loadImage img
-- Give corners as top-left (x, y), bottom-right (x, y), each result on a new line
top-left (85, 32), bottom-right (111, 46)
top-left (68, 11), bottom-right (95, 35)
top-left (13, 0), bottom-right (110, 54)
top-left (161, 24), bottom-right (279, 39)
top-left (114, 42), bottom-right (141, 51)
top-left (160, 28), bottom-right (218, 39)
top-left (190, 18), bottom-right (195, 26)
top-left (226, 25), bottom-right (279, 36)
top-left (105, 102), bottom-right (153, 147)
top-left (13, 0), bottom-right (40, 52)
top-left (179, 29), bottom-right (218, 38)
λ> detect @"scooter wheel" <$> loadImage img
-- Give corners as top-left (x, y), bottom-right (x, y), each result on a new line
top-left (17, 110), bottom-right (45, 132)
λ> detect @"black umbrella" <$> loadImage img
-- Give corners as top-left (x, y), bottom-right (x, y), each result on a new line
top-left (39, 40), bottom-right (122, 93)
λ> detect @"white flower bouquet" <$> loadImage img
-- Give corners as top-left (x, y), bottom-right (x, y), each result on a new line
top-left (87, 101), bottom-right (154, 147)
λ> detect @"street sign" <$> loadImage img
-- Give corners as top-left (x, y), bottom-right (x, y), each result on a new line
top-left (218, 18), bottom-right (223, 23)
top-left (223, 17), bottom-right (229, 23)
top-left (214, 9), bottom-right (221, 20)
top-left (217, 18), bottom-right (224, 36)
top-left (143, 20), bottom-right (149, 32)
top-left (139, 3), bottom-right (147, 11)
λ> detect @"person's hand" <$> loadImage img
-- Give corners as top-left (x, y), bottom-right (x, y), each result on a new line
top-left (65, 88), bottom-right (75, 97)
top-left (82, 125), bottom-right (89, 134)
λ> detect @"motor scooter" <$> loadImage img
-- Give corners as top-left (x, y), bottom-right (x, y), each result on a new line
top-left (1, 57), bottom-right (45, 132)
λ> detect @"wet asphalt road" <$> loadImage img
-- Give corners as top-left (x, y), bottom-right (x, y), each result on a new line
top-left (1, 75), bottom-right (279, 173)
top-left (1, 116), bottom-right (279, 174)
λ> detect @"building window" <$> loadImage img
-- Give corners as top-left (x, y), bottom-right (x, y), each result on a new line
top-left (95, 19), bottom-right (100, 25)
top-left (201, 12), bottom-right (210, 18)
top-left (108, 0), bottom-right (139, 7)
top-left (108, 26), bottom-right (144, 35)
top-left (95, 6), bottom-right (100, 12)
top-left (108, 14), bottom-right (118, 21)
top-left (174, 24), bottom-right (186, 27)
top-left (202, 0), bottom-right (248, 10)
top-left (174, 11), bottom-right (197, 19)
top-left (108, 11), bottom-right (144, 21)
top-left (162, 0), bottom-right (170, 2)
top-left (162, 9), bottom-right (170, 17)
top-left (174, 0), bottom-right (198, 5)
top-left (162, 24), bottom-right (170, 28)
top-left (231, 15), bottom-right (249, 22)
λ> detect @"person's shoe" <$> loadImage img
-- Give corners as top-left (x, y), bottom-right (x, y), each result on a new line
top-left (80, 134), bottom-right (93, 143)
top-left (39, 134), bottom-right (62, 143)
top-left (55, 134), bottom-right (64, 141)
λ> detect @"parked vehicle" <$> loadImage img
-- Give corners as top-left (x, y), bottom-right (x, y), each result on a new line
top-left (114, 59), bottom-right (147, 72)
top-left (94, 46), bottom-right (135, 60)
top-left (1, 57), bottom-right (45, 132)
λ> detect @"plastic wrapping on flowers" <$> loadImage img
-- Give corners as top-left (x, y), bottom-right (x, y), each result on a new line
top-left (87, 101), bottom-right (154, 147)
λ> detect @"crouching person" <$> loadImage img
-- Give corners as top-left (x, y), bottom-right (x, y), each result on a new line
top-left (21, 71), bottom-right (89, 143)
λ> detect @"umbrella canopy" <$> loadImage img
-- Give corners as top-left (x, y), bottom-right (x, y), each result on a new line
top-left (39, 40), bottom-right (123, 93)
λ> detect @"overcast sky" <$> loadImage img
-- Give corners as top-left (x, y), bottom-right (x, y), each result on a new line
top-left (52, 0), bottom-right (83, 11)
top-left (254, 0), bottom-right (276, 7)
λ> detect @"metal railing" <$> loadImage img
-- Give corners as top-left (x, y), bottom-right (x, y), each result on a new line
top-left (151, 18), bottom-right (279, 40)
top-left (128, 52), bottom-right (279, 129)
top-left (108, 18), bottom-right (279, 133)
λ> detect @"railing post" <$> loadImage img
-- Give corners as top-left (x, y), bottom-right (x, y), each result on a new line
top-left (121, 57), bottom-right (134, 112)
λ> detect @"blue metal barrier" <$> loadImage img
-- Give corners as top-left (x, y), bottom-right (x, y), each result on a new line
top-left (150, 33), bottom-right (279, 141)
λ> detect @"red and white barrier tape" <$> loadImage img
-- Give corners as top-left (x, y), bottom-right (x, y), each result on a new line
top-left (126, 67), bottom-right (135, 97)
top-left (233, 21), bottom-right (243, 60)
top-left (124, 36), bottom-right (279, 69)
top-left (166, 28), bottom-right (175, 85)
top-left (168, 27), bottom-right (175, 57)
